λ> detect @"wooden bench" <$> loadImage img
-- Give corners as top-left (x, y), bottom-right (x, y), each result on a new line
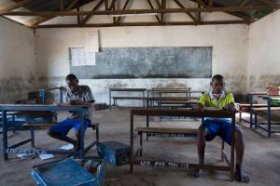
top-left (109, 88), bottom-right (146, 109)
top-left (22, 122), bottom-right (100, 148)
top-left (135, 127), bottom-right (198, 156)
top-left (237, 103), bottom-right (267, 123)
top-left (112, 96), bottom-right (148, 107)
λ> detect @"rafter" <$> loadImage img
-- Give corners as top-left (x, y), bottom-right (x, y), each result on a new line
top-left (196, 0), bottom-right (208, 8)
top-left (81, 0), bottom-right (104, 25)
top-left (208, 0), bottom-right (213, 7)
top-left (117, 0), bottom-right (130, 24)
top-left (109, 0), bottom-right (117, 10)
top-left (197, 2), bottom-right (201, 24)
top-left (239, 0), bottom-right (251, 7)
top-left (60, 0), bottom-right (64, 11)
top-left (154, 0), bottom-right (161, 8)
top-left (258, 0), bottom-right (275, 5)
top-left (29, 0), bottom-right (81, 28)
top-left (173, 0), bottom-right (197, 23)
top-left (35, 20), bottom-right (249, 28)
top-left (0, 0), bottom-right (33, 12)
top-left (161, 0), bottom-right (166, 23)
top-left (210, 1), bottom-right (253, 24)
top-left (3, 5), bottom-right (280, 18)
top-left (147, 0), bottom-right (162, 23)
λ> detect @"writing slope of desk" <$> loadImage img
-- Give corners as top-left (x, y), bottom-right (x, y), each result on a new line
top-left (1, 104), bottom-right (94, 160)
top-left (129, 108), bottom-right (236, 180)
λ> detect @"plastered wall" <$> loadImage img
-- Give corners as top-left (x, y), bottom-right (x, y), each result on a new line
top-left (0, 17), bottom-right (36, 103)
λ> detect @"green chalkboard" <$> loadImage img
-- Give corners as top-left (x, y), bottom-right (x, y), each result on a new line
top-left (70, 47), bottom-right (212, 79)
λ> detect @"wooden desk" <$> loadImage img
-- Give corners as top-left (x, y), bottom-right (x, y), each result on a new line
top-left (252, 96), bottom-right (280, 137)
top-left (0, 104), bottom-right (95, 160)
top-left (39, 87), bottom-right (66, 104)
top-left (248, 92), bottom-right (267, 128)
top-left (129, 108), bottom-right (236, 180)
top-left (109, 88), bottom-right (146, 109)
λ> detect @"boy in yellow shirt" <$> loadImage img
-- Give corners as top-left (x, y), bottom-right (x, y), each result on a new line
top-left (193, 74), bottom-right (249, 183)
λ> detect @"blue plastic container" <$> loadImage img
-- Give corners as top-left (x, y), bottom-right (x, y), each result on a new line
top-left (31, 158), bottom-right (105, 186)
top-left (97, 141), bottom-right (130, 166)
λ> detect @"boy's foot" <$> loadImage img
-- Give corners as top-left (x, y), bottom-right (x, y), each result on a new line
top-left (235, 170), bottom-right (250, 183)
top-left (191, 169), bottom-right (200, 177)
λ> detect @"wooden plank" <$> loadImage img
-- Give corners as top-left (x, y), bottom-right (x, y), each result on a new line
top-left (253, 107), bottom-right (280, 111)
top-left (238, 103), bottom-right (267, 107)
top-left (81, 0), bottom-right (104, 25)
top-left (29, 0), bottom-right (81, 27)
top-left (0, 0), bottom-right (33, 11)
top-left (147, 0), bottom-right (162, 23)
top-left (131, 108), bottom-right (235, 117)
top-left (173, 0), bottom-right (197, 23)
top-left (135, 127), bottom-right (198, 134)
top-left (35, 20), bottom-right (248, 28)
top-left (239, 0), bottom-right (251, 7)
top-left (113, 96), bottom-right (148, 100)
top-left (248, 92), bottom-right (267, 95)
top-left (117, 0), bottom-right (130, 24)
top-left (3, 5), bottom-right (280, 17)
top-left (110, 88), bottom-right (146, 91)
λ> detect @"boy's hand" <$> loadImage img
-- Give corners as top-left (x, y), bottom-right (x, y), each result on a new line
top-left (196, 103), bottom-right (204, 110)
top-left (70, 100), bottom-right (84, 105)
top-left (224, 103), bottom-right (237, 112)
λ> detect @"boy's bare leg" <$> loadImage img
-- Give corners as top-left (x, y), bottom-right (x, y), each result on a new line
top-left (75, 131), bottom-right (81, 151)
top-left (48, 130), bottom-right (78, 149)
top-left (192, 126), bottom-right (207, 177)
top-left (234, 128), bottom-right (250, 183)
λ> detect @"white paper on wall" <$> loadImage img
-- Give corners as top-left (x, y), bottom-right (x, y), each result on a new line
top-left (70, 48), bottom-right (96, 66)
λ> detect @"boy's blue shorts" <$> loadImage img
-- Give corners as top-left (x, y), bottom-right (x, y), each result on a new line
top-left (202, 119), bottom-right (239, 145)
top-left (49, 118), bottom-right (90, 136)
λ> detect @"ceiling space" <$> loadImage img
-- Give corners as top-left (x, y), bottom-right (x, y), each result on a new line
top-left (0, 0), bottom-right (279, 28)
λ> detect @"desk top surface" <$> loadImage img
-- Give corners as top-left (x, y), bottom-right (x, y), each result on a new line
top-left (109, 88), bottom-right (146, 91)
top-left (130, 108), bottom-right (235, 118)
top-left (248, 92), bottom-right (267, 95)
top-left (0, 104), bottom-right (88, 111)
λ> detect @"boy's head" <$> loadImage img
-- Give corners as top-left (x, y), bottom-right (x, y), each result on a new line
top-left (66, 74), bottom-right (79, 92)
top-left (210, 74), bottom-right (225, 94)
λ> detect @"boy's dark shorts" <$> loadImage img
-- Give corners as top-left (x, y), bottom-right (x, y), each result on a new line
top-left (201, 119), bottom-right (240, 145)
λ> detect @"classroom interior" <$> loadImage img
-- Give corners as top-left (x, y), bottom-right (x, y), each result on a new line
top-left (0, 0), bottom-right (280, 186)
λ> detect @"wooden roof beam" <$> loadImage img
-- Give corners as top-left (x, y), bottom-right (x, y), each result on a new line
top-left (0, 0), bottom-right (33, 12)
top-left (239, 0), bottom-right (251, 7)
top-left (147, 0), bottom-right (162, 23)
top-left (3, 5), bottom-right (280, 17)
top-left (81, 0), bottom-right (104, 25)
top-left (35, 20), bottom-right (249, 28)
top-left (258, 0), bottom-right (277, 5)
top-left (29, 0), bottom-right (81, 28)
top-left (117, 0), bottom-right (130, 24)
top-left (173, 0), bottom-right (197, 23)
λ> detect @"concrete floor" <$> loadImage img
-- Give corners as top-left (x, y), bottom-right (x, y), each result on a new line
top-left (1, 109), bottom-right (280, 186)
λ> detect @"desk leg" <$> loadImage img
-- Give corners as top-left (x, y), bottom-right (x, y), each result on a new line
top-left (142, 91), bottom-right (145, 107)
top-left (249, 95), bottom-right (253, 128)
top-left (2, 111), bottom-right (8, 160)
top-left (109, 90), bottom-right (111, 110)
top-left (267, 98), bottom-right (272, 138)
top-left (146, 115), bottom-right (149, 141)
top-left (130, 112), bottom-right (134, 173)
top-left (31, 128), bottom-right (35, 147)
top-left (59, 88), bottom-right (63, 103)
top-left (230, 116), bottom-right (236, 180)
top-left (79, 111), bottom-right (85, 158)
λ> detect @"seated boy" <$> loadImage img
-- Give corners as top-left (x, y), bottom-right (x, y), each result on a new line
top-left (193, 74), bottom-right (250, 183)
top-left (48, 74), bottom-right (95, 150)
